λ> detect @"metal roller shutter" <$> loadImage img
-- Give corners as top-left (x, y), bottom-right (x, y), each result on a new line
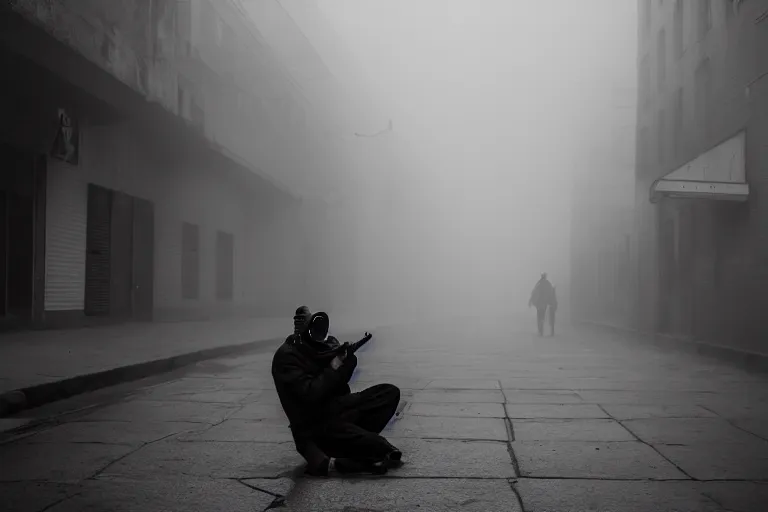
top-left (84, 184), bottom-right (111, 315)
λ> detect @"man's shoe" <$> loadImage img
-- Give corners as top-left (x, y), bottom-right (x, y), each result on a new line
top-left (334, 458), bottom-right (388, 475)
top-left (304, 457), bottom-right (330, 477)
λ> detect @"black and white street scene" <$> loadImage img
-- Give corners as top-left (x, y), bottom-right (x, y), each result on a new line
top-left (1, 1), bottom-right (768, 511)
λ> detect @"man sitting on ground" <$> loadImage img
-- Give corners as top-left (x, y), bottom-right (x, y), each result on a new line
top-left (271, 306), bottom-right (402, 476)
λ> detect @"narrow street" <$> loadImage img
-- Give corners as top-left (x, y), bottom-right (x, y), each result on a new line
top-left (2, 320), bottom-right (767, 511)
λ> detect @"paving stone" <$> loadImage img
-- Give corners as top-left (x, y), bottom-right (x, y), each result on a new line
top-left (0, 441), bottom-right (135, 483)
top-left (284, 478), bottom-right (522, 511)
top-left (229, 402), bottom-right (288, 420)
top-left (81, 400), bottom-right (238, 424)
top-left (98, 440), bottom-right (302, 480)
top-left (730, 418), bottom-right (768, 440)
top-left (516, 479), bottom-right (724, 512)
top-left (177, 418), bottom-right (292, 443)
top-left (513, 419), bottom-right (634, 442)
top-left (385, 438), bottom-right (515, 477)
top-left (698, 481), bottom-right (768, 512)
top-left (506, 403), bottom-right (608, 419)
top-left (47, 477), bottom-right (275, 512)
top-left (23, 420), bottom-right (205, 446)
top-left (405, 402), bottom-right (505, 418)
top-left (408, 389), bottom-right (505, 403)
top-left (139, 378), bottom-right (226, 395)
top-left (241, 477), bottom-right (295, 497)
top-left (602, 404), bottom-right (718, 420)
top-left (578, 390), bottom-right (710, 405)
top-left (656, 441), bottom-right (768, 480)
top-left (513, 441), bottom-right (688, 479)
top-left (0, 482), bottom-right (77, 512)
top-left (701, 400), bottom-right (768, 420)
top-left (504, 390), bottom-right (584, 404)
top-left (425, 378), bottom-right (500, 389)
top-left (622, 418), bottom-right (761, 445)
top-left (387, 414), bottom-right (508, 441)
top-left (139, 390), bottom-right (252, 403)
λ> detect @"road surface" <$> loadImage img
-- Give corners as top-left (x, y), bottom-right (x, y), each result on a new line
top-left (1, 319), bottom-right (767, 511)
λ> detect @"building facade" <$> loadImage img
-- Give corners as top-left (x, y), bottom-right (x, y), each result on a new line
top-left (0, 0), bottom-right (354, 329)
top-left (569, 2), bottom-right (638, 328)
top-left (635, 0), bottom-right (768, 352)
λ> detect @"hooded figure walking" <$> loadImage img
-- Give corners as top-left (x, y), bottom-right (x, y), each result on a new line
top-left (529, 273), bottom-right (558, 336)
top-left (271, 306), bottom-right (402, 476)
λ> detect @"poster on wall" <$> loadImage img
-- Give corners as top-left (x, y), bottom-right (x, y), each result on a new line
top-left (50, 108), bottom-right (79, 165)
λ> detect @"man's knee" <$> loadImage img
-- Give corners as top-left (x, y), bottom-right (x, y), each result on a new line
top-left (374, 383), bottom-right (400, 404)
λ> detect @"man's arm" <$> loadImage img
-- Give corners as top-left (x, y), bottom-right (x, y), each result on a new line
top-left (274, 351), bottom-right (356, 404)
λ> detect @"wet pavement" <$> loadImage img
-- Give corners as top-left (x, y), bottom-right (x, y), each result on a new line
top-left (2, 319), bottom-right (768, 511)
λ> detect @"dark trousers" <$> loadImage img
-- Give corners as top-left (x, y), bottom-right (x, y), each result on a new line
top-left (536, 306), bottom-right (548, 335)
top-left (316, 383), bottom-right (400, 461)
top-left (549, 307), bottom-right (556, 333)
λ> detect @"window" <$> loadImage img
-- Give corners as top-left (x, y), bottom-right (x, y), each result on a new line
top-left (673, 0), bottom-right (684, 59)
top-left (698, 0), bottom-right (712, 39)
top-left (672, 88), bottom-right (684, 156)
top-left (639, 55), bottom-right (651, 105)
top-left (181, 222), bottom-right (199, 300)
top-left (176, 0), bottom-right (192, 56)
top-left (657, 108), bottom-right (666, 163)
top-left (694, 58), bottom-right (712, 136)
top-left (657, 28), bottom-right (667, 92)
top-left (644, 0), bottom-right (652, 31)
top-left (216, 231), bottom-right (234, 300)
top-left (638, 126), bottom-right (650, 169)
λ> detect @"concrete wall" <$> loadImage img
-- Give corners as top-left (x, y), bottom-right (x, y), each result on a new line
top-left (7, 0), bottom-right (340, 198)
top-left (635, 0), bottom-right (768, 352)
top-left (44, 118), bottom-right (301, 321)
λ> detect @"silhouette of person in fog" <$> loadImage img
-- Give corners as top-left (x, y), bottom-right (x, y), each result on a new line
top-left (529, 273), bottom-right (557, 336)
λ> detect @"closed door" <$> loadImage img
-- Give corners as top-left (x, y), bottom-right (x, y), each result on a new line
top-left (110, 191), bottom-right (134, 320)
top-left (132, 197), bottom-right (154, 321)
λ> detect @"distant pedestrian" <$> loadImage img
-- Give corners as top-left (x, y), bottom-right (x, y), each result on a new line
top-left (529, 273), bottom-right (557, 336)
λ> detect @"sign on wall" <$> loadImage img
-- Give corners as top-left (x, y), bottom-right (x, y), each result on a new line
top-left (50, 108), bottom-right (79, 165)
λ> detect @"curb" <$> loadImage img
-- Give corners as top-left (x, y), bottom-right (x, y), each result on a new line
top-left (0, 336), bottom-right (283, 419)
top-left (576, 320), bottom-right (768, 374)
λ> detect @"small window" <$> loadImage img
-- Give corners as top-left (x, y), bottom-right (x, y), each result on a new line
top-left (673, 0), bottom-right (684, 59)
top-left (698, 0), bottom-right (712, 39)
top-left (181, 222), bottom-right (199, 300)
top-left (657, 109), bottom-right (666, 163)
top-left (694, 59), bottom-right (712, 133)
top-left (657, 28), bottom-right (667, 92)
top-left (672, 88), bottom-right (684, 155)
top-left (216, 230), bottom-right (234, 300)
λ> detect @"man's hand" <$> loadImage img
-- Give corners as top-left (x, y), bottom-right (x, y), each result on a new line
top-left (330, 343), bottom-right (350, 370)
top-left (363, 331), bottom-right (372, 342)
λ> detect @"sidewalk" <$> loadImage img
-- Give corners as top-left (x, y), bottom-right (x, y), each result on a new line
top-left (0, 312), bottom-right (381, 419)
top-left (0, 317), bottom-right (290, 417)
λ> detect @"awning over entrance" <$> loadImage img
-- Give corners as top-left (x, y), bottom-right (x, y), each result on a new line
top-left (650, 131), bottom-right (749, 203)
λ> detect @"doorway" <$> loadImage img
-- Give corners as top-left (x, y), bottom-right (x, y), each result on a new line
top-left (0, 144), bottom-right (44, 329)
top-left (84, 184), bottom-right (154, 321)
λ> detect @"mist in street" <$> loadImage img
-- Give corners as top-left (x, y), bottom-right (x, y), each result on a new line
top-left (257, 0), bottom-right (640, 325)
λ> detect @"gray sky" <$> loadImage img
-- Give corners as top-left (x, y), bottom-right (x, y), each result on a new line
top-left (273, 0), bottom-right (638, 316)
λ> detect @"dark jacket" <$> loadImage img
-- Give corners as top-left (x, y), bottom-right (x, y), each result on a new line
top-left (530, 278), bottom-right (556, 309)
top-left (271, 333), bottom-right (357, 437)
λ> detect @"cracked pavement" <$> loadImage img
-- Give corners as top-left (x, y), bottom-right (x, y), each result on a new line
top-left (2, 319), bottom-right (768, 511)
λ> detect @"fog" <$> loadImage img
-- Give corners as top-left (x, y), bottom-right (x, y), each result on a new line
top-left (246, 1), bottom-right (638, 327)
